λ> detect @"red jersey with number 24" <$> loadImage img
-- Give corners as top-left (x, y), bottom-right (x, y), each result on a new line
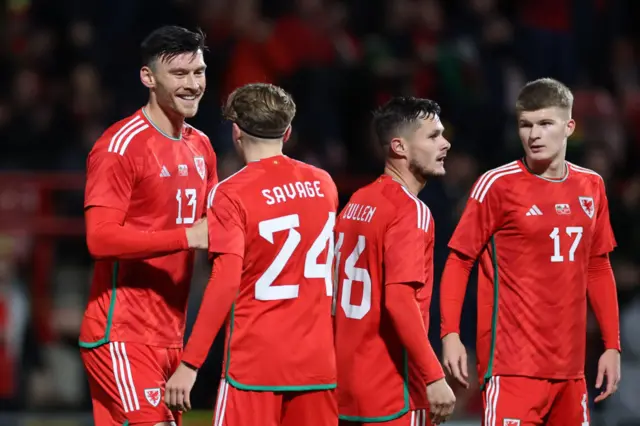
top-left (80, 109), bottom-right (217, 348)
top-left (334, 175), bottom-right (436, 421)
top-left (448, 160), bottom-right (616, 383)
top-left (206, 155), bottom-right (338, 391)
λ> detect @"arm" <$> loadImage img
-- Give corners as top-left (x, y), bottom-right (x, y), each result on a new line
top-left (587, 254), bottom-right (620, 351)
top-left (440, 175), bottom-right (503, 338)
top-left (439, 250), bottom-right (475, 338)
top-left (86, 207), bottom-right (189, 260)
top-left (181, 253), bottom-right (242, 368)
top-left (386, 283), bottom-right (444, 383)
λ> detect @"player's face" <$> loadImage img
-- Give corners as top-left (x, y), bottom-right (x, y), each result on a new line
top-left (518, 107), bottom-right (575, 163)
top-left (406, 115), bottom-right (450, 178)
top-left (145, 50), bottom-right (207, 119)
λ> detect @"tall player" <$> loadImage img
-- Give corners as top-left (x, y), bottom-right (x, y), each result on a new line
top-left (334, 97), bottom-right (456, 426)
top-left (80, 26), bottom-right (217, 426)
top-left (440, 78), bottom-right (621, 425)
top-left (164, 83), bottom-right (339, 426)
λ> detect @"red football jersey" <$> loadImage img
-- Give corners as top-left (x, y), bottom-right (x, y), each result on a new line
top-left (334, 175), bottom-right (435, 421)
top-left (80, 109), bottom-right (217, 348)
top-left (206, 155), bottom-right (338, 390)
top-left (449, 160), bottom-right (616, 383)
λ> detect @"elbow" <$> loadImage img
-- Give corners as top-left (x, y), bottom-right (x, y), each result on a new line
top-left (86, 230), bottom-right (111, 260)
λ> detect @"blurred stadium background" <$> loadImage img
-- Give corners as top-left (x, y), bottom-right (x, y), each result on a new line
top-left (1, 0), bottom-right (639, 424)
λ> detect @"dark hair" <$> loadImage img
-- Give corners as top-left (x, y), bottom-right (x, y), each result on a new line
top-left (372, 96), bottom-right (441, 147)
top-left (223, 83), bottom-right (296, 139)
top-left (140, 26), bottom-right (207, 66)
top-left (516, 78), bottom-right (573, 114)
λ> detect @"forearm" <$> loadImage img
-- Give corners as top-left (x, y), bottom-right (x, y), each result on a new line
top-left (182, 254), bottom-right (242, 368)
top-left (439, 250), bottom-right (474, 338)
top-left (86, 206), bottom-right (188, 260)
top-left (386, 283), bottom-right (444, 384)
top-left (587, 254), bottom-right (621, 351)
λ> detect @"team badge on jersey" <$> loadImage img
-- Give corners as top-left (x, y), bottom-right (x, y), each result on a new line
top-left (579, 196), bottom-right (595, 219)
top-left (194, 156), bottom-right (206, 180)
top-left (503, 420), bottom-right (520, 426)
top-left (555, 203), bottom-right (571, 215)
top-left (144, 388), bottom-right (161, 407)
top-left (178, 164), bottom-right (188, 176)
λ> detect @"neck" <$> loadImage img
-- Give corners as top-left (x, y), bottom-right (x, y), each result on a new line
top-left (243, 141), bottom-right (284, 163)
top-left (525, 154), bottom-right (566, 179)
top-left (384, 161), bottom-right (426, 196)
top-left (144, 97), bottom-right (184, 139)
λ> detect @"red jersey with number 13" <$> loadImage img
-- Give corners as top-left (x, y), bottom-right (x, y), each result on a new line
top-left (80, 109), bottom-right (217, 348)
top-left (206, 155), bottom-right (338, 390)
top-left (448, 160), bottom-right (616, 383)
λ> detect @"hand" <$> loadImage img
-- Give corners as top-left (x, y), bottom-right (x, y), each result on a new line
top-left (165, 362), bottom-right (198, 412)
top-left (594, 349), bottom-right (621, 403)
top-left (426, 378), bottom-right (456, 424)
top-left (185, 218), bottom-right (208, 250)
top-left (442, 333), bottom-right (469, 388)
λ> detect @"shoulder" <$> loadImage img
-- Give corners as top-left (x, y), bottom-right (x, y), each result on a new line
top-left (91, 111), bottom-right (153, 158)
top-left (469, 160), bottom-right (523, 203)
top-left (567, 162), bottom-right (605, 187)
top-left (380, 181), bottom-right (432, 232)
top-left (291, 158), bottom-right (334, 183)
top-left (185, 124), bottom-right (215, 154)
top-left (207, 167), bottom-right (253, 208)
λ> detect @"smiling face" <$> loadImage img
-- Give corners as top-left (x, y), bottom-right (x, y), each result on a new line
top-left (141, 50), bottom-right (206, 119)
top-left (518, 107), bottom-right (575, 163)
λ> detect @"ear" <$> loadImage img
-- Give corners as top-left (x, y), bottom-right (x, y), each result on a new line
top-left (282, 126), bottom-right (292, 143)
top-left (231, 123), bottom-right (243, 143)
top-left (566, 118), bottom-right (576, 138)
top-left (389, 137), bottom-right (407, 158)
top-left (140, 66), bottom-right (155, 89)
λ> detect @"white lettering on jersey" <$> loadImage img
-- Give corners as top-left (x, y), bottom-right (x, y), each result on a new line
top-left (262, 180), bottom-right (325, 205)
top-left (341, 203), bottom-right (376, 223)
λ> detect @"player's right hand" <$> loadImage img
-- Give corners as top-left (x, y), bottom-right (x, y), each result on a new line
top-left (186, 218), bottom-right (208, 249)
top-left (442, 333), bottom-right (469, 388)
top-left (426, 378), bottom-right (456, 424)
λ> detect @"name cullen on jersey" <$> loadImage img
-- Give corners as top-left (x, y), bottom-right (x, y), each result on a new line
top-left (262, 180), bottom-right (325, 205)
top-left (341, 202), bottom-right (376, 223)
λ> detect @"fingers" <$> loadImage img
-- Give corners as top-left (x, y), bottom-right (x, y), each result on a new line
top-left (460, 351), bottom-right (469, 380)
top-left (594, 366), bottom-right (620, 403)
top-left (595, 365), bottom-right (604, 390)
top-left (165, 385), bottom-right (187, 412)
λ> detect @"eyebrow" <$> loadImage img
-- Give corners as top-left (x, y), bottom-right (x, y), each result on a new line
top-left (169, 65), bottom-right (207, 72)
top-left (428, 128), bottom-right (443, 138)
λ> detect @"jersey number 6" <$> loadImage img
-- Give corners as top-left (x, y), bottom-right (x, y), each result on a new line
top-left (255, 212), bottom-right (336, 301)
top-left (334, 232), bottom-right (372, 320)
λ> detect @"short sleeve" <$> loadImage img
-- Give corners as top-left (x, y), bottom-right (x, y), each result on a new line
top-left (383, 200), bottom-right (429, 285)
top-left (207, 187), bottom-right (245, 258)
top-left (591, 179), bottom-right (617, 256)
top-left (448, 178), bottom-right (503, 259)
top-left (84, 149), bottom-right (136, 212)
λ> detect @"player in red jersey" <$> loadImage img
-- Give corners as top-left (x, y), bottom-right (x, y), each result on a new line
top-left (334, 97), bottom-right (455, 426)
top-left (440, 78), bottom-right (621, 426)
top-left (79, 26), bottom-right (217, 426)
top-left (164, 83), bottom-right (339, 426)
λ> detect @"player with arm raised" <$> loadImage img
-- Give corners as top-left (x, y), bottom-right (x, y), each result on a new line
top-left (164, 83), bottom-right (339, 426)
top-left (440, 78), bottom-right (621, 426)
top-left (80, 26), bottom-right (217, 426)
top-left (335, 97), bottom-right (455, 426)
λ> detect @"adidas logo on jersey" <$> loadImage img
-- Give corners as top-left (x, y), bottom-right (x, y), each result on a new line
top-left (525, 205), bottom-right (543, 216)
top-left (159, 166), bottom-right (171, 177)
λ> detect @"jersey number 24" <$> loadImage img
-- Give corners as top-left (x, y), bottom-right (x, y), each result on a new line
top-left (255, 213), bottom-right (336, 301)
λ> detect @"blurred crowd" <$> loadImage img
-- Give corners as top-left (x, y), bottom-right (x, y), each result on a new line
top-left (1, 0), bottom-right (640, 424)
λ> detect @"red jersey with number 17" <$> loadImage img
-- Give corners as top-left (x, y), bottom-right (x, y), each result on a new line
top-left (334, 175), bottom-right (436, 422)
top-left (206, 155), bottom-right (338, 391)
top-left (80, 109), bottom-right (217, 349)
top-left (448, 160), bottom-right (616, 383)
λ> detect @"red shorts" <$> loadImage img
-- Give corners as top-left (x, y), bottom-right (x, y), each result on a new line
top-left (213, 379), bottom-right (337, 426)
top-left (482, 376), bottom-right (589, 426)
top-left (81, 341), bottom-right (182, 426)
top-left (340, 409), bottom-right (431, 426)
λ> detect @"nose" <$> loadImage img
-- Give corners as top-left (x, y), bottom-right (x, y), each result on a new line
top-left (443, 137), bottom-right (451, 151)
top-left (185, 73), bottom-right (199, 91)
top-left (529, 124), bottom-right (542, 140)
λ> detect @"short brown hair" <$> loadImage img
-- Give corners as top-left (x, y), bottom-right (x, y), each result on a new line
top-left (515, 78), bottom-right (573, 114)
top-left (223, 83), bottom-right (296, 139)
